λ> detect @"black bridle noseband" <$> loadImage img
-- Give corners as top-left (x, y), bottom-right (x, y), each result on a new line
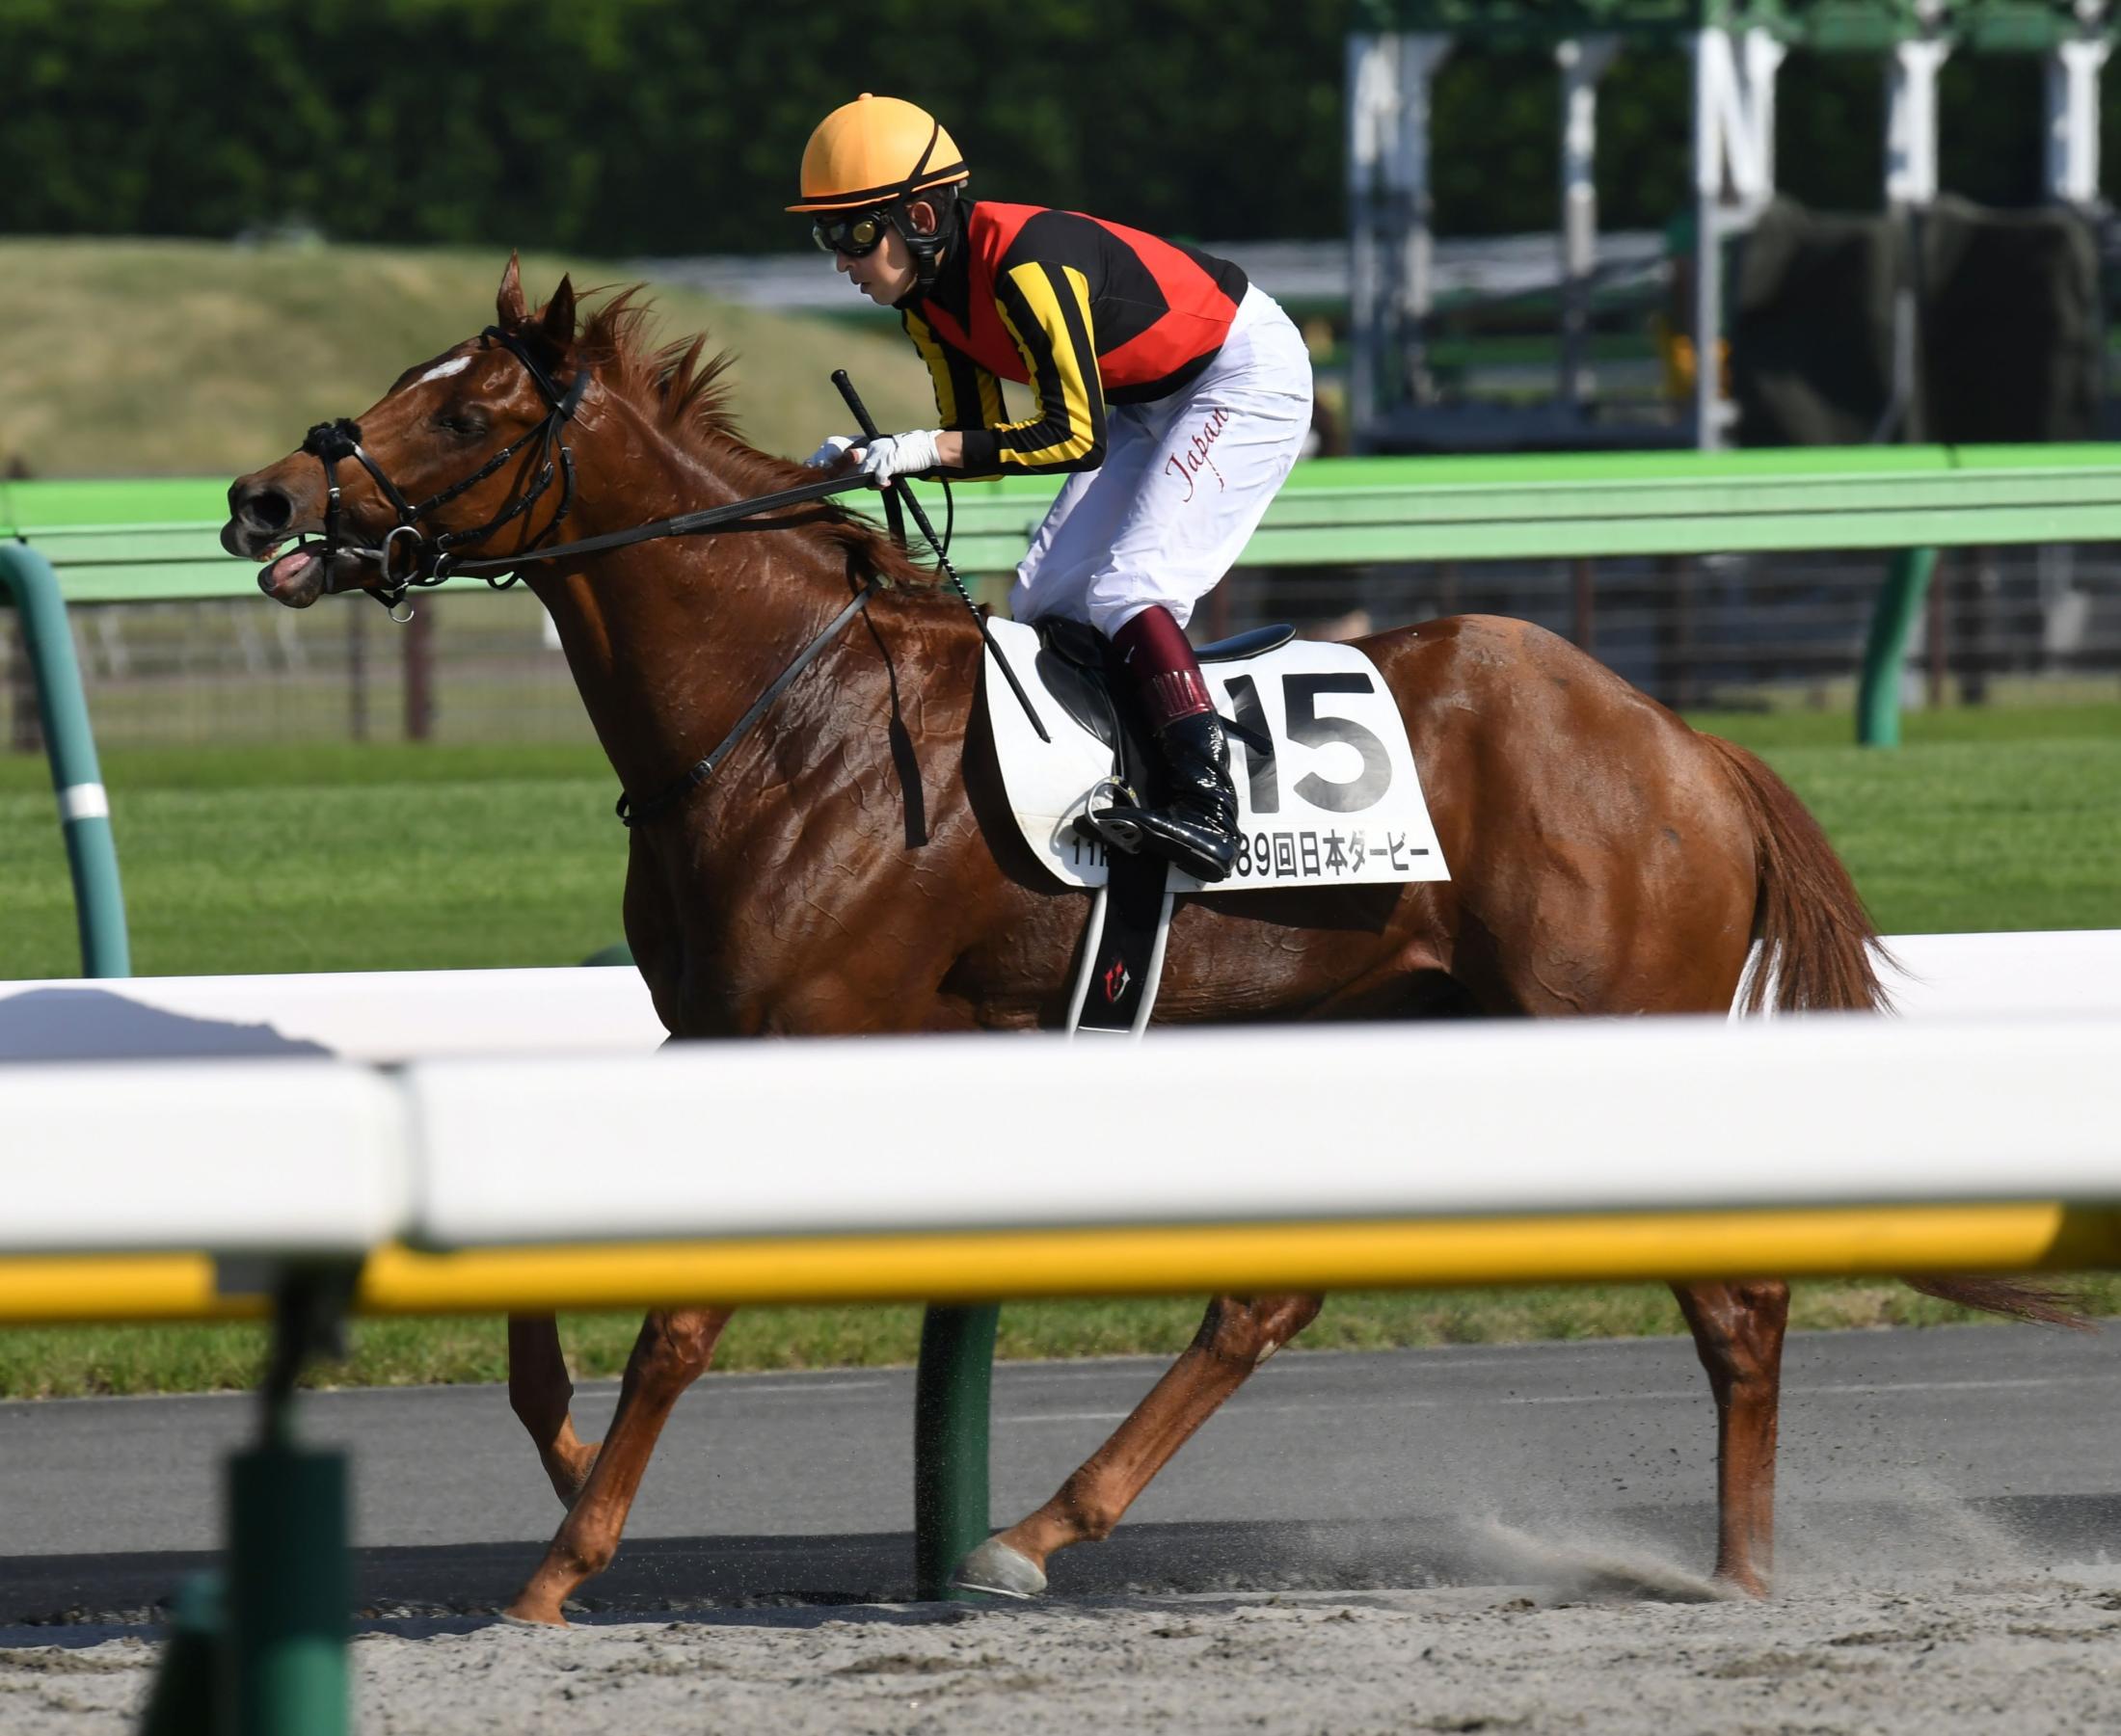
top-left (299, 325), bottom-right (587, 617)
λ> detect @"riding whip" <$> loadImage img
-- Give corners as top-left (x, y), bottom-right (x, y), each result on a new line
top-left (832, 369), bottom-right (1049, 743)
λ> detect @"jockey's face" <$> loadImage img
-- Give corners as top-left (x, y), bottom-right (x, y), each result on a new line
top-left (835, 199), bottom-right (939, 306)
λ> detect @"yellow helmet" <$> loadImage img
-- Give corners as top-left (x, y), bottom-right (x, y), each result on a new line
top-left (788, 93), bottom-right (969, 214)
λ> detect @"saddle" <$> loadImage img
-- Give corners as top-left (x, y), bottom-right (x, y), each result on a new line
top-left (1031, 617), bottom-right (1290, 814)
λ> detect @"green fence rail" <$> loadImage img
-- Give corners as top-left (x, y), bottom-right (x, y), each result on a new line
top-left (12, 444), bottom-right (2121, 596)
top-left (11, 445), bottom-right (2121, 751)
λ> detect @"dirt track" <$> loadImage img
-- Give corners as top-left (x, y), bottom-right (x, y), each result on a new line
top-left (10, 1566), bottom-right (2121, 1734)
top-left (11, 1328), bottom-right (2119, 1729)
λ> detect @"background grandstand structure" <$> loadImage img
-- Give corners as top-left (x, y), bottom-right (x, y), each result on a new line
top-left (1347, 0), bottom-right (2118, 451)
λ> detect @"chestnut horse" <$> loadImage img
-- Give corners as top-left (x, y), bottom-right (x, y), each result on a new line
top-left (222, 261), bottom-right (2068, 1625)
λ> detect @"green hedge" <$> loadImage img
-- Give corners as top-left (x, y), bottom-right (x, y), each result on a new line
top-left (0, 1), bottom-right (2078, 254)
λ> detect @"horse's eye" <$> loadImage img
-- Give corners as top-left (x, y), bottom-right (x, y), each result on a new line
top-left (435, 410), bottom-right (489, 438)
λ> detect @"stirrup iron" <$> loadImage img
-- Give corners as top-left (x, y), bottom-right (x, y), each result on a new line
top-left (1073, 775), bottom-right (1145, 855)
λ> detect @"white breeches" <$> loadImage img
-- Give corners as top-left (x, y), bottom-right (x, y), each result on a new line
top-left (1006, 285), bottom-right (1314, 638)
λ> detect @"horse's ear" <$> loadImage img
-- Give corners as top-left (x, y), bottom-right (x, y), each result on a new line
top-left (538, 275), bottom-right (577, 349)
top-left (496, 253), bottom-right (527, 329)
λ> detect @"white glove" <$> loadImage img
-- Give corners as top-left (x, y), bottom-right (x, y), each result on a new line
top-left (803, 434), bottom-right (861, 470)
top-left (854, 428), bottom-right (943, 485)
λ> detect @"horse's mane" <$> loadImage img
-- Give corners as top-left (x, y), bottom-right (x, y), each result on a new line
top-left (568, 286), bottom-right (936, 590)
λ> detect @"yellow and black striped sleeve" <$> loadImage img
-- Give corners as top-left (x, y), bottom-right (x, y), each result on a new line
top-left (955, 260), bottom-right (1108, 475)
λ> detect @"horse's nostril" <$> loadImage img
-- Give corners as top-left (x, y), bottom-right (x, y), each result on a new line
top-left (239, 485), bottom-right (294, 533)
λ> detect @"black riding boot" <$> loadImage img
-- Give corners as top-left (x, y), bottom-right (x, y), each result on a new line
top-left (1119, 709), bottom-right (1241, 882)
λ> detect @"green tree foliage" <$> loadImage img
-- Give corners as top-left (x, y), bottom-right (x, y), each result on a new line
top-left (0, 0), bottom-right (2086, 252)
top-left (0, 0), bottom-right (1353, 249)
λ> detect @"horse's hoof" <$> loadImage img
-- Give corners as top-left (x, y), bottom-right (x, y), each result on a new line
top-left (1711, 1570), bottom-right (1770, 1601)
top-left (500, 1589), bottom-right (573, 1628)
top-left (953, 1536), bottom-right (1047, 1599)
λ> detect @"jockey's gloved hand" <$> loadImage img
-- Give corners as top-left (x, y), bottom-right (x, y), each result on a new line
top-left (803, 434), bottom-right (861, 470)
top-left (854, 428), bottom-right (943, 485)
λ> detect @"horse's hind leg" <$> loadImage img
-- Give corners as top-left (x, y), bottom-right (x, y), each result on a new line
top-left (957, 1294), bottom-right (1322, 1596)
top-left (1673, 1279), bottom-right (1789, 1596)
top-left (505, 1307), bottom-right (731, 1625)
top-left (508, 1316), bottom-right (602, 1507)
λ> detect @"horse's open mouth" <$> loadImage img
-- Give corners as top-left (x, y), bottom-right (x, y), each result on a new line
top-left (255, 537), bottom-right (368, 608)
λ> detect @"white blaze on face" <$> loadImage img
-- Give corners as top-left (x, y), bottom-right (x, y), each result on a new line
top-left (416, 355), bottom-right (473, 386)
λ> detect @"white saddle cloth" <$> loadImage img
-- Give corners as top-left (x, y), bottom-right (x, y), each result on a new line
top-left (982, 616), bottom-right (1450, 893)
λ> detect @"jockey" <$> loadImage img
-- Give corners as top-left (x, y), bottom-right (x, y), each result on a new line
top-left (792, 93), bottom-right (1314, 884)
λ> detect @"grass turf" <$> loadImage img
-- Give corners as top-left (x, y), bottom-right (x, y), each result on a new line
top-left (3, 705), bottom-right (2115, 981)
top-left (1, 703), bottom-right (2114, 1395)
top-left (6, 1278), bottom-right (2116, 1401)
top-left (0, 742), bottom-right (622, 977)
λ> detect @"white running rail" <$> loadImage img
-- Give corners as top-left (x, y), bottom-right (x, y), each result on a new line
top-left (1, 1011), bottom-right (2117, 1259)
top-left (2, 931), bottom-right (2116, 1263)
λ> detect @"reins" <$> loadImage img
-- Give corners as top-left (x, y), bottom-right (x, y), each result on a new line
top-left (448, 469), bottom-right (882, 574)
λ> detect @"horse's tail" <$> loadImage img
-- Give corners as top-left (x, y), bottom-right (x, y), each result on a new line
top-left (1704, 733), bottom-right (2093, 1333)
top-left (1701, 733), bottom-right (1891, 1016)
top-left (1900, 1276), bottom-right (2092, 1329)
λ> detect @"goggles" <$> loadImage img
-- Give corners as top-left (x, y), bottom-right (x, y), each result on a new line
top-left (811, 207), bottom-right (895, 259)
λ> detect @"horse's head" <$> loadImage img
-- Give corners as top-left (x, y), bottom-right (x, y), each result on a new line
top-left (223, 256), bottom-right (587, 608)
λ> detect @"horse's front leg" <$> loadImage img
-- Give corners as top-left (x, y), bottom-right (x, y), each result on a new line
top-left (955, 1294), bottom-right (1322, 1596)
top-left (1672, 1279), bottom-right (1789, 1596)
top-left (508, 1316), bottom-right (603, 1507)
top-left (505, 1306), bottom-right (732, 1625)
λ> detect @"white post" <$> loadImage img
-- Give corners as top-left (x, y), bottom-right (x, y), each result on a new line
top-left (1394, 35), bottom-right (1454, 414)
top-left (1882, 34), bottom-right (1952, 445)
top-left (1885, 39), bottom-right (1952, 208)
top-left (1346, 31), bottom-right (1394, 441)
top-left (1692, 27), bottom-right (1785, 448)
top-left (1750, 27), bottom-right (1782, 205)
top-left (2046, 37), bottom-right (2110, 206)
top-left (1557, 36), bottom-right (1622, 409)
top-left (1345, 33), bottom-right (1451, 444)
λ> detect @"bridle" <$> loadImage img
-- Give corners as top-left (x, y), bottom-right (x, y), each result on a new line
top-left (299, 324), bottom-right (587, 618)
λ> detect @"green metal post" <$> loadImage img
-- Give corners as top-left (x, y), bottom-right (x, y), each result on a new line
top-left (1856, 547), bottom-right (1938, 748)
top-left (0, 542), bottom-right (129, 973)
top-left (221, 1267), bottom-right (356, 1736)
top-left (913, 1303), bottom-right (999, 1601)
top-left (225, 1440), bottom-right (349, 1736)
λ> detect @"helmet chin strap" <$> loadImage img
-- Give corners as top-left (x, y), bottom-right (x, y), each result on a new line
top-left (884, 119), bottom-right (959, 294)
top-left (895, 195), bottom-right (960, 293)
